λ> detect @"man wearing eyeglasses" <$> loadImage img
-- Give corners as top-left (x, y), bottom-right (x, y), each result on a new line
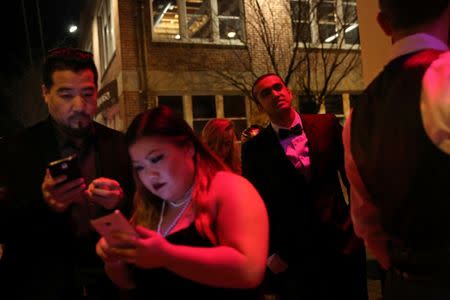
top-left (241, 73), bottom-right (367, 299)
top-left (0, 48), bottom-right (133, 299)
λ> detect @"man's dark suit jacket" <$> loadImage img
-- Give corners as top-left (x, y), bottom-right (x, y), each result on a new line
top-left (242, 113), bottom-right (366, 299)
top-left (0, 117), bottom-right (133, 299)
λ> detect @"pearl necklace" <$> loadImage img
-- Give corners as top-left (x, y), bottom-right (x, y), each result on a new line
top-left (167, 186), bottom-right (193, 207)
top-left (157, 186), bottom-right (193, 237)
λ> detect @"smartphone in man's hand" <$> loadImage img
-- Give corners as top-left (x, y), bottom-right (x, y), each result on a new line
top-left (90, 210), bottom-right (138, 247)
top-left (48, 154), bottom-right (82, 183)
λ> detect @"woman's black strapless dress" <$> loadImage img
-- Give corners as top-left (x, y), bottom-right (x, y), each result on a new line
top-left (132, 224), bottom-right (263, 299)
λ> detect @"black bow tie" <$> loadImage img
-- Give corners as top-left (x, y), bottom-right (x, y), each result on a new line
top-left (278, 124), bottom-right (303, 140)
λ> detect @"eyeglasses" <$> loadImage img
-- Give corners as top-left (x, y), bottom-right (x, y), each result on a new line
top-left (259, 83), bottom-right (284, 98)
top-left (47, 48), bottom-right (94, 60)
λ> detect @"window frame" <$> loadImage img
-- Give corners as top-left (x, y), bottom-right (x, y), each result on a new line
top-left (97, 0), bottom-right (116, 72)
top-left (290, 0), bottom-right (360, 48)
top-left (150, 0), bottom-right (246, 45)
top-left (156, 94), bottom-right (249, 136)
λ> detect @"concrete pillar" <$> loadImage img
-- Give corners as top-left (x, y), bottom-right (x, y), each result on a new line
top-left (356, 0), bottom-right (391, 86)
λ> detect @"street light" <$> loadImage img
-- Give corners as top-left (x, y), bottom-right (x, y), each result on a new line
top-left (69, 25), bottom-right (78, 33)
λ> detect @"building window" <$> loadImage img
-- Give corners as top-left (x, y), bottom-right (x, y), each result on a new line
top-left (157, 94), bottom-right (248, 136)
top-left (151, 0), bottom-right (244, 44)
top-left (342, 0), bottom-right (359, 44)
top-left (192, 95), bottom-right (216, 134)
top-left (223, 95), bottom-right (246, 137)
top-left (158, 96), bottom-right (184, 117)
top-left (97, 0), bottom-right (116, 71)
top-left (324, 94), bottom-right (343, 115)
top-left (298, 94), bottom-right (346, 117)
top-left (290, 0), bottom-right (360, 46)
top-left (349, 93), bottom-right (361, 108)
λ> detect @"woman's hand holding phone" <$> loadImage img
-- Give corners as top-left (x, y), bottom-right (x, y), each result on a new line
top-left (92, 212), bottom-right (168, 269)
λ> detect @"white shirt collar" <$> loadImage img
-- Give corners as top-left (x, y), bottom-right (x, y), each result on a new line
top-left (390, 33), bottom-right (448, 60)
top-left (271, 111), bottom-right (302, 137)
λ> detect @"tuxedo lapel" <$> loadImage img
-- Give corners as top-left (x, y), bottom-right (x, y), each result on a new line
top-left (261, 125), bottom-right (297, 171)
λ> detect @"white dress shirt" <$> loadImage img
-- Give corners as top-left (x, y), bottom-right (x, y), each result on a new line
top-left (272, 111), bottom-right (311, 180)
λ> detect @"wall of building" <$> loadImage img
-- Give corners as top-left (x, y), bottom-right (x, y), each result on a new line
top-left (356, 0), bottom-right (391, 86)
top-left (81, 0), bottom-right (366, 132)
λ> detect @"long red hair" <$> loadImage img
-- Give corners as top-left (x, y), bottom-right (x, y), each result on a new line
top-left (126, 106), bottom-right (228, 244)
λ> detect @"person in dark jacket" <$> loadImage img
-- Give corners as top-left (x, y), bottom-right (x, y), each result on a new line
top-left (344, 1), bottom-right (450, 299)
top-left (0, 47), bottom-right (133, 299)
top-left (242, 73), bottom-right (367, 299)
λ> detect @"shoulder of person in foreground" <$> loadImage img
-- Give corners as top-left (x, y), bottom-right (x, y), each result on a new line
top-left (421, 50), bottom-right (450, 155)
top-left (210, 171), bottom-right (267, 206)
top-left (209, 171), bottom-right (269, 282)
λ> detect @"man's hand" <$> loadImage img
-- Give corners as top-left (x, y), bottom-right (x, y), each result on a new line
top-left (85, 177), bottom-right (124, 210)
top-left (42, 169), bottom-right (86, 213)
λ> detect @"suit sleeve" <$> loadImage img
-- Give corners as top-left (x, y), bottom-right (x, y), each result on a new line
top-left (421, 51), bottom-right (450, 154)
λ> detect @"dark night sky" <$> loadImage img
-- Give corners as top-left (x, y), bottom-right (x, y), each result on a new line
top-left (0, 0), bottom-right (87, 131)
top-left (0, 0), bottom-right (87, 77)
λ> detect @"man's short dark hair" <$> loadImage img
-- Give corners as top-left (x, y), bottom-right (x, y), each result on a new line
top-left (379, 0), bottom-right (449, 30)
top-left (251, 73), bottom-right (286, 103)
top-left (42, 48), bottom-right (98, 89)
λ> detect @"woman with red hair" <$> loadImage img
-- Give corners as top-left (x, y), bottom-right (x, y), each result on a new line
top-left (201, 118), bottom-right (241, 174)
top-left (96, 106), bottom-right (268, 299)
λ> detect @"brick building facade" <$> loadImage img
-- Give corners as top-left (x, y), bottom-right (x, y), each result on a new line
top-left (79, 0), bottom-right (364, 134)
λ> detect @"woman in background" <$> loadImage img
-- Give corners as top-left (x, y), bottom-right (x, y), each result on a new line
top-left (96, 106), bottom-right (268, 299)
top-left (201, 118), bottom-right (241, 174)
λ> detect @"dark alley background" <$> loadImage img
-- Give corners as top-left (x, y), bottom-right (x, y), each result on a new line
top-left (0, 1), bottom-right (86, 135)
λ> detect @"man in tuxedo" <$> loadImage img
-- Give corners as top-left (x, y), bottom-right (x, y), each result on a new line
top-left (0, 48), bottom-right (133, 299)
top-left (344, 1), bottom-right (450, 299)
top-left (242, 73), bottom-right (367, 299)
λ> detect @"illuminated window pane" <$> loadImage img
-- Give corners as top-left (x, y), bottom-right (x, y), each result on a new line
top-left (218, 0), bottom-right (240, 16)
top-left (319, 24), bottom-right (337, 43)
top-left (343, 0), bottom-right (359, 44)
top-left (186, 0), bottom-right (212, 39)
top-left (344, 28), bottom-right (359, 44)
top-left (152, 0), bottom-right (180, 40)
top-left (291, 0), bottom-right (312, 43)
top-left (219, 0), bottom-right (242, 40)
top-left (343, 2), bottom-right (357, 24)
top-left (219, 19), bottom-right (241, 40)
top-left (317, 1), bottom-right (336, 22)
top-left (97, 0), bottom-right (115, 71)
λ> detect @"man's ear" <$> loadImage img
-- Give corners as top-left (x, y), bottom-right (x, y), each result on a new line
top-left (42, 84), bottom-right (50, 104)
top-left (255, 101), bottom-right (265, 112)
top-left (377, 12), bottom-right (393, 36)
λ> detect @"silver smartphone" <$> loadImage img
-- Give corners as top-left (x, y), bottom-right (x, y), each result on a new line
top-left (90, 210), bottom-right (138, 247)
